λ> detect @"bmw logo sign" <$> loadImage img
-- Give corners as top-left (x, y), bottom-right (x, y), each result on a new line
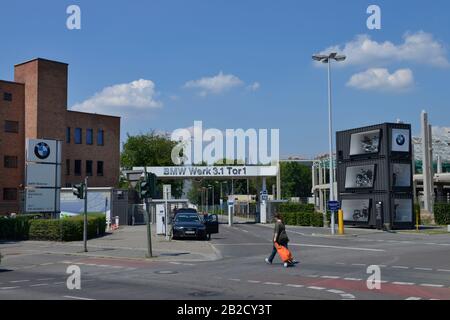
top-left (34, 142), bottom-right (51, 160)
top-left (396, 134), bottom-right (406, 146)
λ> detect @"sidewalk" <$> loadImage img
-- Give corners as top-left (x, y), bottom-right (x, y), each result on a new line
top-left (0, 225), bottom-right (221, 262)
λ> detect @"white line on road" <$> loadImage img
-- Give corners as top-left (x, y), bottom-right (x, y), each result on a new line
top-left (420, 284), bottom-right (445, 288)
top-left (406, 297), bottom-right (422, 300)
top-left (53, 282), bottom-right (65, 285)
top-left (30, 283), bottom-right (49, 287)
top-left (341, 294), bottom-right (356, 299)
top-left (343, 278), bottom-right (362, 281)
top-left (392, 282), bottom-right (415, 286)
top-left (327, 289), bottom-right (345, 294)
top-left (286, 284), bottom-right (304, 288)
top-left (10, 280), bottom-right (30, 283)
top-left (0, 287), bottom-right (19, 290)
top-left (37, 278), bottom-right (55, 281)
top-left (63, 296), bottom-right (95, 301)
top-left (414, 268), bottom-right (433, 271)
top-left (289, 243), bottom-right (385, 252)
top-left (40, 262), bottom-right (54, 266)
top-left (229, 279), bottom-right (241, 282)
top-left (351, 263), bottom-right (366, 266)
top-left (320, 276), bottom-right (341, 279)
top-left (264, 282), bottom-right (282, 286)
top-left (392, 266), bottom-right (409, 269)
top-left (247, 280), bottom-right (261, 284)
top-left (437, 269), bottom-right (450, 273)
top-left (308, 286), bottom-right (325, 290)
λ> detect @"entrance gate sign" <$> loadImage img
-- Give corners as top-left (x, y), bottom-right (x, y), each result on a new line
top-left (133, 166), bottom-right (278, 179)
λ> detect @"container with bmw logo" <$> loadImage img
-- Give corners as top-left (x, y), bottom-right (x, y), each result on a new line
top-left (336, 123), bottom-right (414, 230)
top-left (25, 139), bottom-right (62, 214)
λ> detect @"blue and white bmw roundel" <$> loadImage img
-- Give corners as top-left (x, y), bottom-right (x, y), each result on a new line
top-left (34, 142), bottom-right (51, 159)
top-left (396, 134), bottom-right (406, 146)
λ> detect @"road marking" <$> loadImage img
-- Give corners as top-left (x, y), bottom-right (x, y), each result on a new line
top-left (392, 266), bottom-right (409, 269)
top-left (286, 284), bottom-right (304, 288)
top-left (53, 282), bottom-right (65, 285)
top-left (264, 282), bottom-right (282, 286)
top-left (414, 268), bottom-right (433, 271)
top-left (247, 280), bottom-right (261, 284)
top-left (63, 296), bottom-right (95, 301)
top-left (321, 276), bottom-right (340, 279)
top-left (341, 294), bottom-right (356, 299)
top-left (40, 262), bottom-right (54, 266)
top-left (344, 278), bottom-right (362, 281)
top-left (424, 243), bottom-right (437, 245)
top-left (327, 289), bottom-right (345, 294)
top-left (392, 282), bottom-right (415, 286)
top-left (291, 243), bottom-right (385, 252)
top-left (169, 262), bottom-right (181, 265)
top-left (183, 263), bottom-right (195, 266)
top-left (379, 265), bottom-right (387, 268)
top-left (305, 275), bottom-right (319, 278)
top-left (0, 287), bottom-right (19, 290)
top-left (98, 265), bottom-right (110, 268)
top-left (229, 279), bottom-right (241, 282)
top-left (437, 269), bottom-right (450, 273)
top-left (126, 268), bottom-right (137, 271)
top-left (351, 263), bottom-right (366, 266)
top-left (111, 266), bottom-right (124, 269)
top-left (86, 264), bottom-right (97, 266)
top-left (10, 280), bottom-right (30, 283)
top-left (30, 283), bottom-right (49, 287)
top-left (37, 278), bottom-right (55, 281)
top-left (22, 265), bottom-right (37, 269)
top-left (336, 263), bottom-right (346, 265)
top-left (308, 286), bottom-right (325, 290)
top-left (420, 284), bottom-right (445, 288)
top-left (406, 297), bottom-right (422, 300)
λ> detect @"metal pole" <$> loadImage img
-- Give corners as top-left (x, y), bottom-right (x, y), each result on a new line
top-left (83, 177), bottom-right (88, 252)
top-left (145, 197), bottom-right (153, 258)
top-left (327, 59), bottom-right (336, 235)
top-left (165, 189), bottom-right (169, 241)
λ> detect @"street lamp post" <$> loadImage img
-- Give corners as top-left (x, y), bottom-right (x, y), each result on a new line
top-left (312, 52), bottom-right (346, 235)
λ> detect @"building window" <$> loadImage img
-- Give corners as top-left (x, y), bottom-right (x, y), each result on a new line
top-left (4, 156), bottom-right (18, 168)
top-left (66, 127), bottom-right (71, 143)
top-left (86, 129), bottom-right (93, 145)
top-left (74, 160), bottom-right (82, 176)
top-left (4, 120), bottom-right (19, 133)
top-left (3, 188), bottom-right (17, 201)
top-left (86, 160), bottom-right (93, 176)
top-left (97, 129), bottom-right (104, 146)
top-left (66, 159), bottom-right (71, 176)
top-left (3, 92), bottom-right (12, 101)
top-left (75, 128), bottom-right (82, 144)
top-left (97, 161), bottom-right (104, 176)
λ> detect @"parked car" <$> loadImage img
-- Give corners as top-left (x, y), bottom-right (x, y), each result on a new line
top-left (172, 212), bottom-right (219, 240)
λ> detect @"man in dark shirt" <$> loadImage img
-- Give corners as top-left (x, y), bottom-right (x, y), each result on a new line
top-left (265, 213), bottom-right (297, 267)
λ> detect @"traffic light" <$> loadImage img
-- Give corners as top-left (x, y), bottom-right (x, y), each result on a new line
top-left (138, 173), bottom-right (157, 200)
top-left (73, 183), bottom-right (85, 199)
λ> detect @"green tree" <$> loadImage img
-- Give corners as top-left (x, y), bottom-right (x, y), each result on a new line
top-left (121, 131), bottom-right (183, 198)
top-left (280, 162), bottom-right (312, 199)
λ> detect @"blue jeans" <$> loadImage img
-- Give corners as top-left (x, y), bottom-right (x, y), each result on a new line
top-left (268, 243), bottom-right (288, 263)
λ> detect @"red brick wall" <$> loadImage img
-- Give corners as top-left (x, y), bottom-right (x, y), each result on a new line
top-left (0, 81), bottom-right (25, 214)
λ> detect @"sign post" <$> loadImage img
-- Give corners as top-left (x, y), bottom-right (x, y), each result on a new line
top-left (83, 177), bottom-right (88, 252)
top-left (25, 139), bottom-right (62, 217)
top-left (328, 201), bottom-right (340, 235)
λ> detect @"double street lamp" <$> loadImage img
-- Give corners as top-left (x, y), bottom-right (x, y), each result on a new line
top-left (312, 52), bottom-right (346, 235)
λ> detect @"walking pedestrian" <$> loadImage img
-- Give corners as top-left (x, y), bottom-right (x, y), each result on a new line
top-left (265, 213), bottom-right (298, 267)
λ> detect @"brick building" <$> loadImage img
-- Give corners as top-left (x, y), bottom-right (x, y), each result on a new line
top-left (0, 58), bottom-right (121, 215)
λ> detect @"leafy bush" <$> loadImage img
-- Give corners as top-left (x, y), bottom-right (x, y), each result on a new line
top-left (280, 211), bottom-right (324, 227)
top-left (29, 215), bottom-right (106, 242)
top-left (0, 214), bottom-right (42, 240)
top-left (434, 203), bottom-right (450, 225)
top-left (279, 203), bottom-right (315, 214)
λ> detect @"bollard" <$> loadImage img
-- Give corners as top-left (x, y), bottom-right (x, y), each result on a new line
top-left (338, 209), bottom-right (344, 235)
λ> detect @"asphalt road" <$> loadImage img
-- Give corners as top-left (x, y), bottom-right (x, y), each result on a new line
top-left (1, 223), bottom-right (450, 300)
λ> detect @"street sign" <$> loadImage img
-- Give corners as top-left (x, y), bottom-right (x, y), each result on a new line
top-left (328, 200), bottom-right (340, 212)
top-left (26, 188), bottom-right (60, 212)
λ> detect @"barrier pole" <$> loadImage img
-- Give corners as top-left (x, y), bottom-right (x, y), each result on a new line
top-left (338, 209), bottom-right (344, 235)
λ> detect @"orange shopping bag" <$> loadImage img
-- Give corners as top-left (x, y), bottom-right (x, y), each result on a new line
top-left (274, 242), bottom-right (293, 263)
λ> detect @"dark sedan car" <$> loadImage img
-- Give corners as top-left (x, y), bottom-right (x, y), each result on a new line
top-left (172, 212), bottom-right (218, 240)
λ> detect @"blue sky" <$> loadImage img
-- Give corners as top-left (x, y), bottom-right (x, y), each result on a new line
top-left (1, 0), bottom-right (449, 158)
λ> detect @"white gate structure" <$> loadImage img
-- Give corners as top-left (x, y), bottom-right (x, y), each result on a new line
top-left (133, 165), bottom-right (279, 225)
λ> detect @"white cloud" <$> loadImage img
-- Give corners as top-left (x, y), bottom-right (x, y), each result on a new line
top-left (247, 82), bottom-right (261, 91)
top-left (318, 31), bottom-right (449, 68)
top-left (184, 72), bottom-right (244, 96)
top-left (71, 79), bottom-right (162, 116)
top-left (347, 68), bottom-right (414, 91)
